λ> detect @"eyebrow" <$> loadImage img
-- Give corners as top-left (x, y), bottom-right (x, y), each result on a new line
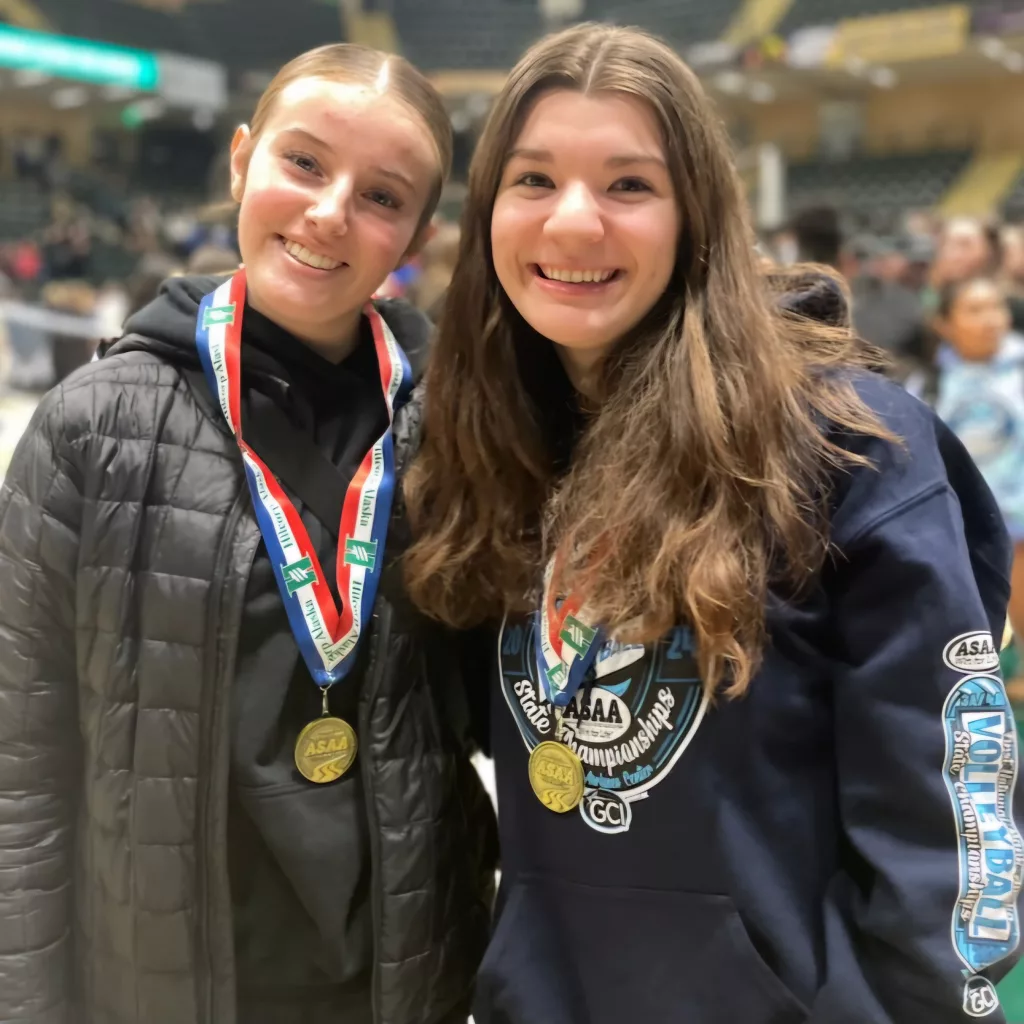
top-left (280, 127), bottom-right (417, 192)
top-left (507, 147), bottom-right (666, 170)
top-left (370, 164), bottom-right (417, 192)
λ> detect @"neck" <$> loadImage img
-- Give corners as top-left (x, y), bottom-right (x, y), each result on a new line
top-left (553, 342), bottom-right (610, 401)
top-left (248, 293), bottom-right (362, 364)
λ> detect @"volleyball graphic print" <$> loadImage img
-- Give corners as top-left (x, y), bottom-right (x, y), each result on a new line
top-left (500, 615), bottom-right (708, 833)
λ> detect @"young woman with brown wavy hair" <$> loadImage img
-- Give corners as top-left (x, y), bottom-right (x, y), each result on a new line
top-left (405, 22), bottom-right (1022, 1024)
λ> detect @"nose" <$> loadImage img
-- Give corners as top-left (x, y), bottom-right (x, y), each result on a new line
top-left (306, 174), bottom-right (353, 236)
top-left (543, 181), bottom-right (604, 246)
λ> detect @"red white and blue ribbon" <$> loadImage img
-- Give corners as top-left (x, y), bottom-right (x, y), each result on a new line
top-left (535, 557), bottom-right (604, 707)
top-left (195, 270), bottom-right (411, 688)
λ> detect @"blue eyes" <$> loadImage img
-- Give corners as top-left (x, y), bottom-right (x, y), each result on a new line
top-left (284, 153), bottom-right (401, 210)
top-left (289, 153), bottom-right (319, 174)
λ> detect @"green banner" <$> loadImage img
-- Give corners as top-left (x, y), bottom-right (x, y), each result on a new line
top-left (0, 25), bottom-right (159, 89)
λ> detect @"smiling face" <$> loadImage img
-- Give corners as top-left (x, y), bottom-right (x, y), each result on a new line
top-left (490, 89), bottom-right (681, 387)
top-left (230, 76), bottom-right (440, 354)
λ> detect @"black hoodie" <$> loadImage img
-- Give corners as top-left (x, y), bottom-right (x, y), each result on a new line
top-left (110, 275), bottom-right (432, 1023)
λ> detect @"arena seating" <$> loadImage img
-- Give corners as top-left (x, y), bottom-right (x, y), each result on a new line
top-left (0, 183), bottom-right (50, 242)
top-left (583, 0), bottom-right (736, 49)
top-left (393, 0), bottom-right (544, 72)
top-left (1001, 171), bottom-right (1024, 220)
top-left (394, 0), bottom-right (740, 72)
top-left (786, 150), bottom-right (971, 221)
top-left (779, 0), bottom-right (956, 35)
top-left (27, 0), bottom-right (343, 73)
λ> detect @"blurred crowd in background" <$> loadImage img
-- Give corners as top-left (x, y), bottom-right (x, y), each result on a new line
top-left (2, 180), bottom-right (1022, 453)
top-left (4, 0), bottom-right (1024, 1014)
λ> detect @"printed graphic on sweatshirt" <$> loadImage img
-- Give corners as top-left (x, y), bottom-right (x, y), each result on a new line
top-left (499, 614), bottom-right (708, 834)
top-left (963, 975), bottom-right (1000, 1018)
top-left (942, 673), bottom-right (1024, 978)
top-left (943, 632), bottom-right (1001, 675)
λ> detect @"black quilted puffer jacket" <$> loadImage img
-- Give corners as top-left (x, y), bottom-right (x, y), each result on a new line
top-left (0, 294), bottom-right (496, 1023)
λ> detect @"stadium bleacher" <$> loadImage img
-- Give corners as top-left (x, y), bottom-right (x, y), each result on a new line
top-left (393, 0), bottom-right (544, 72)
top-left (21, 0), bottom-right (343, 74)
top-left (0, 182), bottom-right (50, 242)
top-left (394, 0), bottom-right (740, 72)
top-left (786, 150), bottom-right (972, 221)
top-left (583, 0), bottom-right (735, 50)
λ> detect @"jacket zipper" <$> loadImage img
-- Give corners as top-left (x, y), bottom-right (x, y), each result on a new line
top-left (361, 602), bottom-right (392, 1024)
top-left (195, 491), bottom-right (250, 1024)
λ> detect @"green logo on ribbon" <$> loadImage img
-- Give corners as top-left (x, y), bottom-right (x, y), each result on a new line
top-left (344, 537), bottom-right (378, 571)
top-left (203, 303), bottom-right (237, 329)
top-left (560, 615), bottom-right (597, 657)
top-left (546, 661), bottom-right (569, 693)
top-left (282, 555), bottom-right (317, 595)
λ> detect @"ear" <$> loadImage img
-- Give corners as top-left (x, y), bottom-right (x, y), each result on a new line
top-left (229, 125), bottom-right (254, 204)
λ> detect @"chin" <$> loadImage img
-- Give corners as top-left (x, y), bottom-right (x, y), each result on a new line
top-left (537, 319), bottom-right (617, 351)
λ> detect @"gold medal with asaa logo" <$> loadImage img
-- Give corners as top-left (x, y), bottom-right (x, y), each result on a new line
top-left (295, 716), bottom-right (358, 784)
top-left (528, 740), bottom-right (585, 812)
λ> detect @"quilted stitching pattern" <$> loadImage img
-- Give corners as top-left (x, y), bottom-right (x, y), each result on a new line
top-left (0, 353), bottom-right (495, 1024)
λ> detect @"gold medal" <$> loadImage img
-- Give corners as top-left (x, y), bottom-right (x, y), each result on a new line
top-left (295, 715), bottom-right (358, 784)
top-left (529, 740), bottom-right (584, 813)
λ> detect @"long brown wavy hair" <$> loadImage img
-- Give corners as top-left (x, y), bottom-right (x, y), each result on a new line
top-left (404, 23), bottom-right (891, 697)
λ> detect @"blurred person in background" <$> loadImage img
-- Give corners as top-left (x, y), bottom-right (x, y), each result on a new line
top-left (846, 234), bottom-right (929, 374)
top-left (407, 218), bottom-right (459, 319)
top-left (931, 218), bottom-right (1024, 336)
top-left (899, 229), bottom-right (937, 294)
top-left (932, 217), bottom-right (1002, 291)
top-left (1001, 224), bottom-right (1024, 300)
top-left (406, 22), bottom-right (1021, 1024)
top-left (0, 42), bottom-right (494, 1024)
top-left (123, 249), bottom-right (184, 319)
top-left (921, 277), bottom-right (1024, 688)
top-left (187, 242), bottom-right (242, 276)
top-left (789, 203), bottom-right (841, 267)
top-left (41, 278), bottom-right (98, 382)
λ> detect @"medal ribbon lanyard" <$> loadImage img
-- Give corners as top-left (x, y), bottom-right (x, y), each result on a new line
top-left (535, 556), bottom-right (605, 708)
top-left (194, 270), bottom-right (412, 689)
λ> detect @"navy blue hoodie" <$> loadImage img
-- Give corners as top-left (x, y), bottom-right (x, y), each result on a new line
top-left (473, 326), bottom-right (1024, 1022)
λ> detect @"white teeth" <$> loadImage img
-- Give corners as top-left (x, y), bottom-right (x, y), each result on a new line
top-left (541, 266), bottom-right (614, 283)
top-left (284, 240), bottom-right (343, 271)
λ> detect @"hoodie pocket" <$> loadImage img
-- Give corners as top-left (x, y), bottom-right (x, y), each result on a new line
top-left (473, 878), bottom-right (808, 1024)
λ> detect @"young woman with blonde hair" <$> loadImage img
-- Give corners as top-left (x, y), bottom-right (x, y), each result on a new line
top-left (406, 23), bottom-right (1023, 1024)
top-left (0, 43), bottom-right (494, 1024)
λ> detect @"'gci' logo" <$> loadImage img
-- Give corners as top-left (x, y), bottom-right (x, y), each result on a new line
top-left (500, 614), bottom-right (708, 834)
top-left (581, 789), bottom-right (632, 834)
top-left (963, 976), bottom-right (999, 1017)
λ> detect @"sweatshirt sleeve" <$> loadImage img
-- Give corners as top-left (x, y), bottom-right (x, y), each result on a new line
top-left (0, 386), bottom-right (82, 1022)
top-left (810, 390), bottom-right (1023, 1023)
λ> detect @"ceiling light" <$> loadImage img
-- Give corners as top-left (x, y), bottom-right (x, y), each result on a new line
top-left (103, 84), bottom-right (135, 101)
top-left (13, 68), bottom-right (50, 87)
top-left (1004, 51), bottom-right (1024, 72)
top-left (868, 67), bottom-right (898, 88)
top-left (749, 81), bottom-right (776, 103)
top-left (51, 85), bottom-right (87, 109)
top-left (713, 70), bottom-right (746, 95)
top-left (980, 36), bottom-right (1007, 60)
